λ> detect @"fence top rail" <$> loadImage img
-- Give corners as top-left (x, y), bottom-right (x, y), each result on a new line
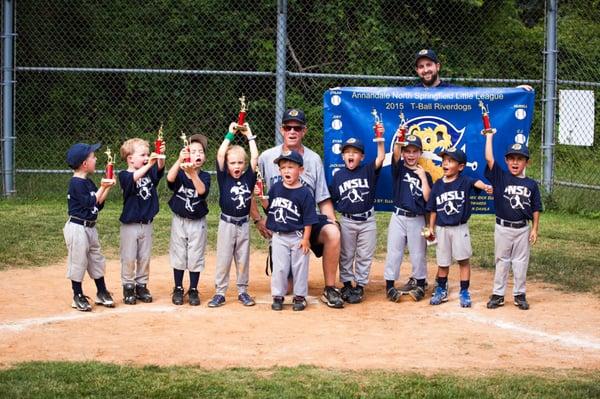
top-left (15, 66), bottom-right (275, 77)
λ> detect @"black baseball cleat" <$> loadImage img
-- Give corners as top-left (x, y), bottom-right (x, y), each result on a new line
top-left (172, 286), bottom-right (184, 306)
top-left (292, 296), bottom-right (307, 311)
top-left (123, 284), bottom-right (136, 305)
top-left (135, 284), bottom-right (153, 303)
top-left (271, 296), bottom-right (284, 311)
top-left (349, 285), bottom-right (364, 304)
top-left (321, 287), bottom-right (344, 308)
top-left (399, 278), bottom-right (429, 294)
top-left (72, 293), bottom-right (92, 311)
top-left (188, 288), bottom-right (200, 306)
top-left (486, 294), bottom-right (505, 309)
top-left (341, 285), bottom-right (361, 304)
top-left (95, 291), bottom-right (115, 308)
top-left (386, 287), bottom-right (402, 303)
top-left (408, 286), bottom-right (425, 302)
top-left (514, 294), bottom-right (530, 310)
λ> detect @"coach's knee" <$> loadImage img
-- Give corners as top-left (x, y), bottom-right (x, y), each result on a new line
top-left (319, 224), bottom-right (340, 247)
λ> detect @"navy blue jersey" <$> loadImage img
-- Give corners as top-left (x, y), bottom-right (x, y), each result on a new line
top-left (67, 177), bottom-right (104, 220)
top-left (330, 160), bottom-right (380, 214)
top-left (426, 174), bottom-right (478, 226)
top-left (118, 164), bottom-right (164, 223)
top-left (266, 182), bottom-right (319, 233)
top-left (413, 80), bottom-right (455, 88)
top-left (391, 158), bottom-right (433, 215)
top-left (485, 162), bottom-right (543, 221)
top-left (167, 169), bottom-right (211, 219)
top-left (216, 161), bottom-right (257, 217)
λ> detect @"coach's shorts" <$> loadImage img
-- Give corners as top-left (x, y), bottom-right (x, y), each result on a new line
top-left (309, 214), bottom-right (332, 258)
top-left (435, 224), bottom-right (472, 267)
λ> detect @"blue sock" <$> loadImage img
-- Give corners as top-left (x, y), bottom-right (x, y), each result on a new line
top-left (173, 269), bottom-right (184, 287)
top-left (71, 280), bottom-right (83, 296)
top-left (460, 280), bottom-right (470, 291)
top-left (189, 272), bottom-right (200, 289)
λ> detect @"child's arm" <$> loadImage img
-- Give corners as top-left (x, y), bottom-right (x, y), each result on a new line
top-left (474, 179), bottom-right (493, 195)
top-left (95, 180), bottom-right (115, 205)
top-left (242, 123), bottom-right (259, 172)
top-left (428, 212), bottom-right (437, 239)
top-left (414, 165), bottom-right (431, 201)
top-left (133, 156), bottom-right (157, 182)
top-left (254, 185), bottom-right (269, 209)
top-left (217, 122), bottom-right (238, 171)
top-left (375, 137), bottom-right (385, 169)
top-left (530, 211), bottom-right (540, 244)
top-left (485, 131), bottom-right (495, 170)
top-left (299, 225), bottom-right (312, 254)
top-left (393, 132), bottom-right (402, 163)
top-left (183, 166), bottom-right (207, 196)
top-left (167, 148), bottom-right (187, 183)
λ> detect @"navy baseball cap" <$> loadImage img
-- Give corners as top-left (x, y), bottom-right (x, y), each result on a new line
top-left (282, 108), bottom-right (306, 125)
top-left (66, 142), bottom-right (101, 169)
top-left (341, 138), bottom-right (364, 153)
top-left (274, 150), bottom-right (303, 167)
top-left (404, 135), bottom-right (423, 150)
top-left (505, 143), bottom-right (530, 159)
top-left (439, 147), bottom-right (467, 164)
top-left (415, 49), bottom-right (439, 65)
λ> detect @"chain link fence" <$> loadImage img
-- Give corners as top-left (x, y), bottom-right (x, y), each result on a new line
top-left (1, 0), bottom-right (599, 210)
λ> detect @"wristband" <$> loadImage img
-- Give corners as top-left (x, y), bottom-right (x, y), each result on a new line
top-left (225, 132), bottom-right (235, 141)
top-left (247, 135), bottom-right (257, 141)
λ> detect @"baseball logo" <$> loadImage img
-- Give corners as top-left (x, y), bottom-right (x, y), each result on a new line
top-left (331, 119), bottom-right (343, 130)
top-left (331, 95), bottom-right (341, 106)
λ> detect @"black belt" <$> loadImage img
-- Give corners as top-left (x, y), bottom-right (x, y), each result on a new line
top-left (220, 214), bottom-right (249, 226)
top-left (394, 207), bottom-right (417, 217)
top-left (69, 217), bottom-right (96, 228)
top-left (342, 208), bottom-right (374, 221)
top-left (496, 217), bottom-right (527, 229)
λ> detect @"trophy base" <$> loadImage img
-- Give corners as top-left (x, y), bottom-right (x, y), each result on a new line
top-left (151, 152), bottom-right (166, 159)
top-left (372, 138), bottom-right (385, 143)
top-left (180, 162), bottom-right (194, 169)
top-left (101, 178), bottom-right (115, 184)
top-left (481, 128), bottom-right (497, 135)
top-left (235, 125), bottom-right (247, 132)
top-left (394, 141), bottom-right (408, 146)
top-left (260, 195), bottom-right (269, 200)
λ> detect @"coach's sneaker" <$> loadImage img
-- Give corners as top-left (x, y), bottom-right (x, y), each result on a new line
top-left (135, 284), bottom-right (153, 303)
top-left (292, 296), bottom-right (307, 311)
top-left (72, 294), bottom-right (92, 312)
top-left (208, 294), bottom-right (226, 308)
top-left (408, 286), bottom-right (425, 302)
top-left (172, 286), bottom-right (184, 306)
top-left (514, 294), bottom-right (530, 310)
top-left (238, 292), bottom-right (256, 307)
top-left (486, 294), bottom-right (505, 309)
top-left (386, 287), bottom-right (402, 303)
top-left (459, 289), bottom-right (472, 308)
top-left (430, 286), bottom-right (448, 305)
top-left (271, 296), bottom-right (284, 311)
top-left (321, 287), bottom-right (344, 308)
top-left (123, 284), bottom-right (136, 305)
top-left (95, 291), bottom-right (115, 308)
top-left (188, 288), bottom-right (200, 306)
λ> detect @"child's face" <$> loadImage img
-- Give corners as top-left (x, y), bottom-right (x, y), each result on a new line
top-left (441, 155), bottom-right (464, 178)
top-left (402, 145), bottom-right (422, 167)
top-left (189, 142), bottom-right (205, 168)
top-left (278, 160), bottom-right (303, 186)
top-left (128, 143), bottom-right (150, 169)
top-left (226, 150), bottom-right (246, 179)
top-left (342, 147), bottom-right (364, 170)
top-left (82, 152), bottom-right (97, 173)
top-left (505, 154), bottom-right (528, 176)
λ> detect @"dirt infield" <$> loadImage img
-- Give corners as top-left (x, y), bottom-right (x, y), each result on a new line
top-left (1, 252), bottom-right (600, 371)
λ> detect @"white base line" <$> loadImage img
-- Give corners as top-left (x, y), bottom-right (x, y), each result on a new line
top-left (439, 311), bottom-right (600, 351)
top-left (0, 306), bottom-right (175, 333)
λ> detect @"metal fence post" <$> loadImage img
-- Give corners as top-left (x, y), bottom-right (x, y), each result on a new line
top-left (2, 0), bottom-right (16, 196)
top-left (274, 0), bottom-right (287, 145)
top-left (542, 0), bottom-right (557, 194)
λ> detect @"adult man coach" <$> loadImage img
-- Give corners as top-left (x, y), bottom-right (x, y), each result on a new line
top-left (251, 108), bottom-right (344, 309)
top-left (413, 49), bottom-right (454, 88)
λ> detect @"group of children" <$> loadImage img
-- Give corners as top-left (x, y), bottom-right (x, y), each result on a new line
top-left (64, 116), bottom-right (541, 313)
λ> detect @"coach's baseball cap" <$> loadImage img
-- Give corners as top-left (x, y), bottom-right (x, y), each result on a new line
top-left (189, 133), bottom-right (208, 152)
top-left (282, 108), bottom-right (307, 125)
top-left (341, 138), bottom-right (364, 153)
top-left (415, 49), bottom-right (439, 65)
top-left (404, 135), bottom-right (423, 150)
top-left (274, 149), bottom-right (303, 167)
top-left (439, 147), bottom-right (467, 164)
top-left (505, 143), bottom-right (529, 159)
top-left (66, 142), bottom-right (102, 169)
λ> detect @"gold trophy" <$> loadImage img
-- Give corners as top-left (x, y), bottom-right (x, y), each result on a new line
top-left (101, 147), bottom-right (115, 184)
top-left (479, 100), bottom-right (496, 135)
top-left (371, 108), bottom-right (385, 143)
top-left (152, 122), bottom-right (166, 159)
top-left (179, 131), bottom-right (192, 168)
top-left (236, 95), bottom-right (248, 132)
top-left (395, 112), bottom-right (408, 146)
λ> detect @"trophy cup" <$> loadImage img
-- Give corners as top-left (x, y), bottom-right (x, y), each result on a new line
top-left (255, 169), bottom-right (268, 200)
top-left (236, 95), bottom-right (248, 132)
top-left (371, 108), bottom-right (385, 143)
top-left (479, 101), bottom-right (496, 135)
top-left (101, 147), bottom-right (115, 184)
top-left (179, 131), bottom-right (192, 167)
top-left (395, 112), bottom-right (408, 146)
top-left (152, 122), bottom-right (166, 159)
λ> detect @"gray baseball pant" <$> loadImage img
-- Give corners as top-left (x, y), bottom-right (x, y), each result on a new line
top-left (169, 214), bottom-right (207, 272)
top-left (120, 222), bottom-right (153, 286)
top-left (339, 214), bottom-right (377, 286)
top-left (493, 224), bottom-right (531, 296)
top-left (383, 213), bottom-right (427, 281)
top-left (63, 221), bottom-right (106, 281)
top-left (214, 217), bottom-right (250, 295)
top-left (271, 231), bottom-right (309, 297)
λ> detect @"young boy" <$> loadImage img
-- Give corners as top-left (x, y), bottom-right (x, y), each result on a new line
top-left (208, 122), bottom-right (258, 308)
top-left (425, 147), bottom-right (492, 307)
top-left (118, 138), bottom-right (165, 304)
top-left (485, 134), bottom-right (542, 310)
top-left (257, 150), bottom-right (319, 311)
top-left (383, 135), bottom-right (432, 302)
top-left (166, 133), bottom-right (210, 306)
top-left (330, 137), bottom-right (384, 304)
top-left (64, 143), bottom-right (116, 311)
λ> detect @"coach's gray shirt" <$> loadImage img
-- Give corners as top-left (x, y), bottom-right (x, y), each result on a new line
top-left (259, 144), bottom-right (330, 206)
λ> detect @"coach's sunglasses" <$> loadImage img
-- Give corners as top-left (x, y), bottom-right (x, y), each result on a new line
top-left (282, 125), bottom-right (305, 132)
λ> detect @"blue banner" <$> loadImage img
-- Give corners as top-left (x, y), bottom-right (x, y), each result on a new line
top-left (323, 87), bottom-right (535, 213)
